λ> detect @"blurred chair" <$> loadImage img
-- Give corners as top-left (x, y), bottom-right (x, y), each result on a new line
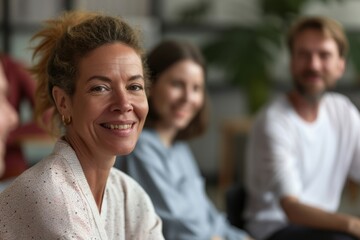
top-left (218, 116), bottom-right (253, 228)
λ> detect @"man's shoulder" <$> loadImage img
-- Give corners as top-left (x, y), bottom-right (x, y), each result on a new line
top-left (255, 95), bottom-right (291, 121)
top-left (323, 92), bottom-right (358, 112)
top-left (323, 92), bottom-right (352, 105)
top-left (322, 93), bottom-right (360, 124)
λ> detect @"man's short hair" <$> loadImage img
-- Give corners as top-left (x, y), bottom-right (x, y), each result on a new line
top-left (287, 16), bottom-right (348, 57)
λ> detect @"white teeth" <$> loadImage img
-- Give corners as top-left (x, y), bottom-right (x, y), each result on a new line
top-left (105, 124), bottom-right (132, 130)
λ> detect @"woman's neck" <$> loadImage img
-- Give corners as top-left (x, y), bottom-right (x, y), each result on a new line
top-left (154, 125), bottom-right (178, 147)
top-left (82, 164), bottom-right (109, 212)
top-left (63, 135), bottom-right (114, 212)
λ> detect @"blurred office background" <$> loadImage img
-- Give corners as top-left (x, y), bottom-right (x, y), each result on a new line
top-left (2, 0), bottom-right (360, 212)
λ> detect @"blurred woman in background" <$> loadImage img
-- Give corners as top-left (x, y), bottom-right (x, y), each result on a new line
top-left (118, 39), bottom-right (253, 240)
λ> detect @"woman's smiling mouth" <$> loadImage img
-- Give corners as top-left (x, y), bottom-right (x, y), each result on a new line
top-left (101, 123), bottom-right (133, 130)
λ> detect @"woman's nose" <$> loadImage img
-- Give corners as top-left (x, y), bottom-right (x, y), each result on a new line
top-left (183, 87), bottom-right (197, 103)
top-left (110, 91), bottom-right (133, 113)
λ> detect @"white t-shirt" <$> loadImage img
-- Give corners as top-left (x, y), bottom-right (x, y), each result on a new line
top-left (244, 93), bottom-right (360, 240)
top-left (0, 139), bottom-right (164, 240)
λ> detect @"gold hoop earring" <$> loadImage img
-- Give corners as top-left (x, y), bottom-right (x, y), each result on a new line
top-left (61, 115), bottom-right (72, 126)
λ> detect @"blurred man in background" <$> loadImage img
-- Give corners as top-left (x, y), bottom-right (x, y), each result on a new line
top-left (244, 16), bottom-right (360, 240)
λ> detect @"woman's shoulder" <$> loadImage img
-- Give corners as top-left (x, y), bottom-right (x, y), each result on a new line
top-left (108, 168), bottom-right (155, 206)
top-left (2, 153), bottom-right (68, 192)
top-left (137, 128), bottom-right (159, 145)
top-left (107, 168), bottom-right (163, 239)
top-left (109, 168), bottom-right (145, 190)
top-left (0, 150), bottom-right (82, 216)
top-left (132, 129), bottom-right (167, 159)
top-left (0, 139), bottom-right (86, 211)
top-left (0, 153), bottom-right (93, 238)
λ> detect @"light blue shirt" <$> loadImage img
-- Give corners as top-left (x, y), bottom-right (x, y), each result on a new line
top-left (116, 129), bottom-right (249, 240)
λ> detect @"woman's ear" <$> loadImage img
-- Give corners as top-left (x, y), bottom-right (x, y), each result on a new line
top-left (52, 86), bottom-right (71, 116)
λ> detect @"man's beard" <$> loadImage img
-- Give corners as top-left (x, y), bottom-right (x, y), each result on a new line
top-left (295, 81), bottom-right (324, 104)
top-left (294, 70), bottom-right (334, 104)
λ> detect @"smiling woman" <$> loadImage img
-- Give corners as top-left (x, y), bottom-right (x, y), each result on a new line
top-left (54, 43), bottom-right (149, 160)
top-left (0, 11), bottom-right (164, 239)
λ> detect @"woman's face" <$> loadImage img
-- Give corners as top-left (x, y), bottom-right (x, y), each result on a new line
top-left (55, 43), bottom-right (148, 158)
top-left (0, 65), bottom-right (18, 175)
top-left (151, 59), bottom-right (205, 131)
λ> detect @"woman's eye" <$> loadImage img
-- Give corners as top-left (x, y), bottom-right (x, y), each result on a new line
top-left (90, 85), bottom-right (108, 92)
top-left (193, 85), bottom-right (202, 92)
top-left (128, 84), bottom-right (144, 91)
top-left (171, 80), bottom-right (183, 88)
top-left (320, 52), bottom-right (331, 60)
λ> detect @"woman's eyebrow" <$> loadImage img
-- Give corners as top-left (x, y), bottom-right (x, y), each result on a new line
top-left (86, 75), bottom-right (112, 83)
top-left (129, 74), bottom-right (144, 81)
top-left (86, 74), bottom-right (144, 83)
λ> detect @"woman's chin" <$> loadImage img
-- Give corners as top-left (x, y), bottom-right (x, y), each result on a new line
top-left (115, 145), bottom-right (136, 156)
top-left (173, 119), bottom-right (192, 130)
